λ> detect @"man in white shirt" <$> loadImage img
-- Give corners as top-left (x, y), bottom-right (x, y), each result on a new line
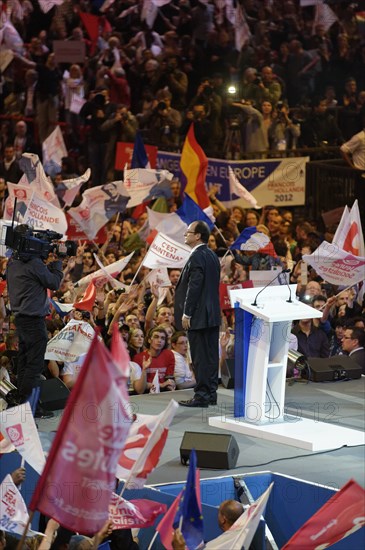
top-left (340, 114), bottom-right (365, 170)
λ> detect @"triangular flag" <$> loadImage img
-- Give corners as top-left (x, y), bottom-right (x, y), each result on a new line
top-left (149, 370), bottom-right (160, 393)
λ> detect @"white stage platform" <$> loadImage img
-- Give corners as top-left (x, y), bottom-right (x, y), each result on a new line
top-left (209, 415), bottom-right (365, 452)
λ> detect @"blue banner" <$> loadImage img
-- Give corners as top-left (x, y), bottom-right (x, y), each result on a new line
top-left (157, 151), bottom-right (308, 207)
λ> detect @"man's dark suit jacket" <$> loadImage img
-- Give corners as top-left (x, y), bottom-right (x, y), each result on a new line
top-left (350, 348), bottom-right (365, 374)
top-left (174, 244), bottom-right (221, 331)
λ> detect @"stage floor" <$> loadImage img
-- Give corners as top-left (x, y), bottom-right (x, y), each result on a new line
top-left (35, 376), bottom-right (365, 490)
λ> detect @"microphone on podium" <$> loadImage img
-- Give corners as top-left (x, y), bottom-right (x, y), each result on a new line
top-left (251, 268), bottom-right (291, 307)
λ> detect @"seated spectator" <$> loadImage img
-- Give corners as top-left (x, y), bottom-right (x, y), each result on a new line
top-left (341, 327), bottom-right (365, 374)
top-left (128, 327), bottom-right (145, 359)
top-left (133, 326), bottom-right (176, 391)
top-left (292, 318), bottom-right (330, 358)
top-left (171, 331), bottom-right (196, 389)
top-left (329, 318), bottom-right (346, 357)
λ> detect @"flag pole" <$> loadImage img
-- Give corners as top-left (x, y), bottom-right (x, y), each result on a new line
top-left (128, 260), bottom-right (144, 288)
top-left (16, 510), bottom-right (34, 550)
top-left (147, 530), bottom-right (159, 550)
top-left (319, 284), bottom-right (354, 311)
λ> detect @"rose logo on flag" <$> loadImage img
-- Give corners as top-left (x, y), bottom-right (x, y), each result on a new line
top-left (333, 256), bottom-right (365, 269)
top-left (6, 424), bottom-right (24, 446)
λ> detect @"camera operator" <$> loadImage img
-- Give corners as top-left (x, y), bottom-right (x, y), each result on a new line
top-left (6, 225), bottom-right (64, 413)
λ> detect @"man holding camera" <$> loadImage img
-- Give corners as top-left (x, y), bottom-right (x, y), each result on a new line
top-left (6, 225), bottom-right (64, 412)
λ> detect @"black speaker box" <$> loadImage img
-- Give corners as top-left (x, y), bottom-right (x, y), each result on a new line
top-left (180, 432), bottom-right (239, 469)
top-left (304, 356), bottom-right (362, 382)
top-left (39, 378), bottom-right (70, 410)
top-left (221, 358), bottom-right (235, 389)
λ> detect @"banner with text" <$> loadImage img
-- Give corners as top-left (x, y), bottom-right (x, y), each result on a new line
top-left (157, 152), bottom-right (308, 207)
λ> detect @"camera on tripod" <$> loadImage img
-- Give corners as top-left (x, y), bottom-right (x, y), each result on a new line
top-left (5, 224), bottom-right (76, 261)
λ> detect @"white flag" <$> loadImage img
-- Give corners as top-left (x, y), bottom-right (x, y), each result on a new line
top-left (303, 242), bottom-right (365, 286)
top-left (68, 181), bottom-right (130, 239)
top-left (149, 370), bottom-right (160, 394)
top-left (313, 1), bottom-right (338, 33)
top-left (3, 183), bottom-right (32, 222)
top-left (57, 168), bottom-right (91, 207)
top-left (142, 233), bottom-right (191, 269)
top-left (117, 400), bottom-right (178, 489)
top-left (93, 254), bottom-right (130, 290)
top-left (228, 166), bottom-right (261, 208)
top-left (45, 319), bottom-right (95, 362)
top-left (42, 126), bottom-right (68, 168)
top-left (0, 402), bottom-right (46, 475)
top-left (0, 474), bottom-right (44, 536)
top-left (38, 0), bottom-right (64, 14)
top-left (19, 153), bottom-right (60, 206)
top-left (333, 200), bottom-right (365, 257)
top-left (123, 168), bottom-right (173, 208)
top-left (147, 207), bottom-right (187, 244)
top-left (23, 192), bottom-right (68, 234)
top-left (234, 3), bottom-right (251, 51)
top-left (75, 252), bottom-right (134, 288)
top-left (205, 483), bottom-right (273, 549)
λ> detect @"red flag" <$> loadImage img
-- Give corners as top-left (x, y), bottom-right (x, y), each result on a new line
top-left (0, 280), bottom-right (6, 296)
top-left (111, 322), bottom-right (130, 378)
top-left (180, 124), bottom-right (210, 209)
top-left (74, 281), bottom-right (96, 312)
top-left (79, 12), bottom-right (99, 54)
top-left (283, 479), bottom-right (365, 549)
top-left (29, 334), bottom-right (132, 534)
top-left (155, 491), bottom-right (182, 550)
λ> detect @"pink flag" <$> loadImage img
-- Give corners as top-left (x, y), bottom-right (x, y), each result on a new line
top-left (282, 480), bottom-right (365, 550)
top-left (111, 322), bottom-right (130, 378)
top-left (116, 399), bottom-right (179, 489)
top-left (109, 493), bottom-right (167, 529)
top-left (29, 334), bottom-right (132, 534)
top-left (155, 491), bottom-right (183, 550)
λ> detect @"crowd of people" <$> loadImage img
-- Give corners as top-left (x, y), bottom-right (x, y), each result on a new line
top-left (0, 0), bottom-right (365, 169)
top-left (0, 196), bottom-right (364, 412)
top-left (0, 1), bottom-right (365, 547)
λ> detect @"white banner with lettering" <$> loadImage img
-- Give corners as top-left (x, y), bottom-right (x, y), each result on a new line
top-left (142, 232), bottom-right (191, 269)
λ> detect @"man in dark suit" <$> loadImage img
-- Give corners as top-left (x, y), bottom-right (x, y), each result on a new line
top-left (342, 327), bottom-right (365, 374)
top-left (174, 220), bottom-right (221, 407)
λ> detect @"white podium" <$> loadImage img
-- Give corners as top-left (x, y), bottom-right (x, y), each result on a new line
top-left (209, 285), bottom-right (365, 451)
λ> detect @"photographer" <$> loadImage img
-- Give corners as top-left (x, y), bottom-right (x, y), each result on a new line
top-left (187, 79), bottom-right (223, 156)
top-left (148, 89), bottom-right (182, 150)
top-left (6, 225), bottom-right (64, 413)
top-left (101, 105), bottom-right (138, 180)
top-left (269, 101), bottom-right (300, 151)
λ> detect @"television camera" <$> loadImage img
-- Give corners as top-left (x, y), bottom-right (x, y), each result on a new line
top-left (5, 224), bottom-right (77, 261)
